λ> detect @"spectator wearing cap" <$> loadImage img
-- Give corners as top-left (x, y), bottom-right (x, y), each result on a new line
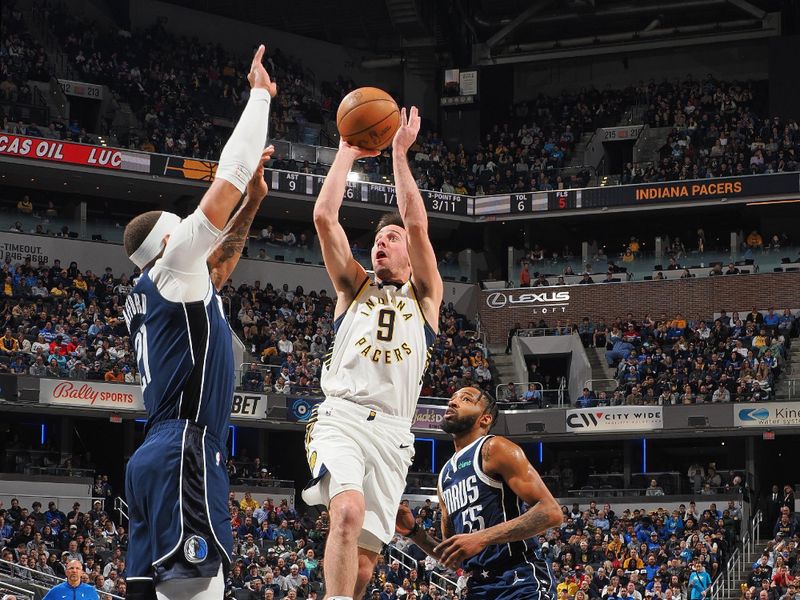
top-left (387, 560), bottom-right (404, 586)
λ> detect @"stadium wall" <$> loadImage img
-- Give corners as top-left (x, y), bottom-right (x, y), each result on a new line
top-left (478, 272), bottom-right (800, 343)
top-left (0, 474), bottom-right (94, 510)
top-left (513, 40), bottom-right (769, 99)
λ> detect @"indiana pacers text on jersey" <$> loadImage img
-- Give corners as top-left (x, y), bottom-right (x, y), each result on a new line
top-left (321, 278), bottom-right (435, 420)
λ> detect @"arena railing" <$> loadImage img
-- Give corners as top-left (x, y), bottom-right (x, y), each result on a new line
top-left (232, 476), bottom-right (295, 489)
top-left (584, 378), bottom-right (620, 393)
top-left (429, 571), bottom-right (459, 594)
top-left (0, 558), bottom-right (125, 600)
top-left (508, 246), bottom-right (800, 286)
top-left (113, 496), bottom-right (129, 528)
top-left (495, 382), bottom-right (568, 408)
top-left (709, 509), bottom-right (762, 600)
top-left (515, 327), bottom-right (570, 337)
top-left (0, 495), bottom-right (107, 511)
top-left (386, 542), bottom-right (459, 594)
top-left (0, 579), bottom-right (35, 600)
top-left (386, 544), bottom-right (418, 576)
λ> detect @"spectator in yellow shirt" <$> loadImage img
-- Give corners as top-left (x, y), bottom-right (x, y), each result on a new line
top-left (752, 330), bottom-right (769, 349)
top-left (0, 329), bottom-right (20, 355)
top-left (669, 313), bottom-right (687, 330)
top-left (73, 274), bottom-right (88, 292)
top-left (240, 491), bottom-right (259, 512)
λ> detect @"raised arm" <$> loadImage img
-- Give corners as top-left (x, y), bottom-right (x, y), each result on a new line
top-left (434, 436), bottom-right (563, 568)
top-left (313, 141), bottom-right (377, 313)
top-left (392, 107), bottom-right (443, 330)
top-left (199, 44), bottom-right (276, 230)
top-left (207, 147), bottom-right (273, 290)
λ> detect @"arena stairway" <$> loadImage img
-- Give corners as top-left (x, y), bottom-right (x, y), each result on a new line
top-left (633, 125), bottom-right (674, 166)
top-left (709, 511), bottom-right (765, 600)
top-left (488, 344), bottom-right (517, 386)
top-left (772, 342), bottom-right (800, 400)
top-left (585, 346), bottom-right (615, 389)
top-left (566, 131), bottom-right (595, 168)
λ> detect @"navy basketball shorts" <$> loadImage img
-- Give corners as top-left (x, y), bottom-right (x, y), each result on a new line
top-left (125, 420), bottom-right (232, 595)
top-left (467, 564), bottom-right (555, 600)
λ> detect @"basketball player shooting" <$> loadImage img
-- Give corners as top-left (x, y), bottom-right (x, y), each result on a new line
top-left (304, 105), bottom-right (444, 600)
top-left (121, 45), bottom-right (276, 600)
top-left (396, 386), bottom-right (563, 600)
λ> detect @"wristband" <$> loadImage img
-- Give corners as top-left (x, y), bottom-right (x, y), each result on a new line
top-left (409, 522), bottom-right (420, 537)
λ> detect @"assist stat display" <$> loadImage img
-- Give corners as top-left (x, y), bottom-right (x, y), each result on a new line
top-left (270, 170), bottom-right (469, 216)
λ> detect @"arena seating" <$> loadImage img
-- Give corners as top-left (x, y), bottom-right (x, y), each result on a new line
top-left (5, 478), bottom-right (794, 600)
top-left (9, 1), bottom-right (799, 197)
top-left (0, 253), bottom-right (493, 400)
top-left (497, 308), bottom-right (797, 408)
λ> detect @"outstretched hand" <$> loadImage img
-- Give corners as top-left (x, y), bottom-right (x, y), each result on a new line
top-left (248, 45), bottom-right (277, 98)
top-left (338, 138), bottom-right (381, 161)
top-left (246, 146), bottom-right (274, 201)
top-left (392, 106), bottom-right (421, 154)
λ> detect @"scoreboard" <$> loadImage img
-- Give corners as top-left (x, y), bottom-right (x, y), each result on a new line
top-left (270, 170), bottom-right (470, 217)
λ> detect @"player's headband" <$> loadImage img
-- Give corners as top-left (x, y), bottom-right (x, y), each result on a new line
top-left (129, 211), bottom-right (181, 268)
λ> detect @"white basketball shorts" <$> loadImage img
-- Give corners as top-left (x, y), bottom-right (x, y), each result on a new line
top-left (301, 397), bottom-right (415, 553)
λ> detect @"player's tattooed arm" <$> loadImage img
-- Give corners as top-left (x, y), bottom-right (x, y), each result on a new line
top-left (434, 437), bottom-right (563, 569)
top-left (207, 148), bottom-right (272, 290)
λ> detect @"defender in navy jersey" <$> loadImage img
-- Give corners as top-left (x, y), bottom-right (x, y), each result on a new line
top-left (121, 46), bottom-right (276, 600)
top-left (397, 387), bottom-right (563, 600)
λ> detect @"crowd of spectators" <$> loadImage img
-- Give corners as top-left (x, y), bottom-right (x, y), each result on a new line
top-left (0, 1), bottom-right (49, 121)
top-left (743, 488), bottom-right (799, 600)
top-left (0, 255), bottom-right (140, 381)
top-left (9, 0), bottom-right (800, 199)
top-left (0, 238), bottom-right (494, 399)
top-left (597, 308), bottom-right (795, 406)
top-left (514, 228), bottom-right (796, 289)
top-left (500, 308), bottom-right (797, 407)
top-left (228, 279), bottom-right (492, 399)
top-left (36, 0), bottom-right (322, 157)
top-left (621, 77), bottom-right (800, 184)
top-left (397, 497), bottom-right (755, 600)
top-left (350, 87), bottom-right (626, 195)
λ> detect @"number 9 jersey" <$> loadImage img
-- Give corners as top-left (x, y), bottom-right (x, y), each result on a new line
top-left (320, 277), bottom-right (436, 421)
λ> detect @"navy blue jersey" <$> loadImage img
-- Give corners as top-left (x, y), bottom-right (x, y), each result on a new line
top-left (124, 270), bottom-right (234, 443)
top-left (438, 435), bottom-right (550, 581)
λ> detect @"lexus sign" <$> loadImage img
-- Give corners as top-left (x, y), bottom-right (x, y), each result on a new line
top-left (485, 290), bottom-right (570, 313)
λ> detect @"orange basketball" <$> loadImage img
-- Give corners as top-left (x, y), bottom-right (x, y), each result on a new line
top-left (336, 87), bottom-right (400, 151)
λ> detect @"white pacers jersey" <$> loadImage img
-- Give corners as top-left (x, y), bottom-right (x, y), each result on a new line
top-left (321, 277), bottom-right (435, 421)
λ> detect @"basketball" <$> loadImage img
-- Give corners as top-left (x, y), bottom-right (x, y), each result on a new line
top-left (336, 87), bottom-right (400, 151)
